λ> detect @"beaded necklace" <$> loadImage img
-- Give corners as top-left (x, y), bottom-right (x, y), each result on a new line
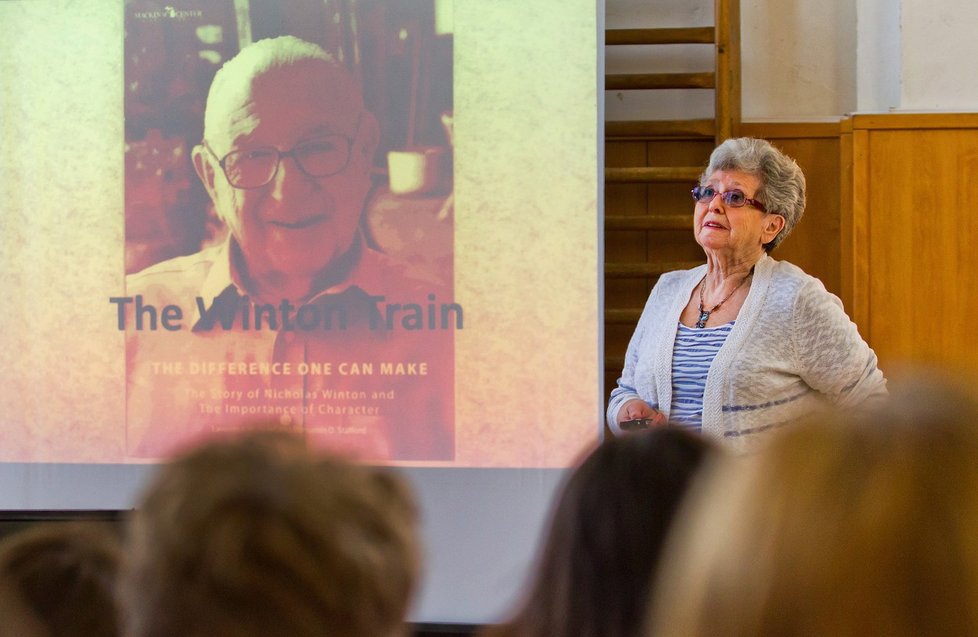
top-left (695, 269), bottom-right (753, 328)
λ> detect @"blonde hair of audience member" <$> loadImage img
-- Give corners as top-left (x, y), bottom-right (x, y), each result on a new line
top-left (0, 522), bottom-right (122, 637)
top-left (648, 377), bottom-right (978, 637)
top-left (483, 427), bottom-right (716, 637)
top-left (119, 430), bottom-right (420, 637)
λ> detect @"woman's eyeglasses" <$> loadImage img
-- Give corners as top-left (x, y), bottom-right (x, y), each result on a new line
top-left (691, 185), bottom-right (767, 212)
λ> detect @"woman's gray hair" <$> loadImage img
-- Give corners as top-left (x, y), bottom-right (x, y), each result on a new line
top-left (700, 137), bottom-right (806, 252)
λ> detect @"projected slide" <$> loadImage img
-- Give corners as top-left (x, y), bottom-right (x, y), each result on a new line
top-left (0, 0), bottom-right (600, 470)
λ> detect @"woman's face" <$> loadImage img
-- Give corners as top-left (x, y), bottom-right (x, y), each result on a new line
top-left (693, 169), bottom-right (784, 259)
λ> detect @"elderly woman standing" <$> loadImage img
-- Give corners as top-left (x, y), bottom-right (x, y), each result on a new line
top-left (607, 137), bottom-right (886, 452)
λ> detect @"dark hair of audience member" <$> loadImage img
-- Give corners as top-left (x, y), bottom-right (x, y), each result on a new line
top-left (483, 426), bottom-right (716, 637)
top-left (0, 521), bottom-right (122, 637)
top-left (648, 374), bottom-right (978, 637)
top-left (118, 429), bottom-right (420, 637)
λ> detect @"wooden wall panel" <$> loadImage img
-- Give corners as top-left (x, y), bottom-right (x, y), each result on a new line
top-left (604, 141), bottom-right (650, 401)
top-left (605, 140), bottom-right (650, 313)
top-left (847, 115), bottom-right (978, 376)
top-left (604, 138), bottom-right (711, 400)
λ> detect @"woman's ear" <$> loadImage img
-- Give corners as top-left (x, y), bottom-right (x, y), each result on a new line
top-left (762, 214), bottom-right (786, 245)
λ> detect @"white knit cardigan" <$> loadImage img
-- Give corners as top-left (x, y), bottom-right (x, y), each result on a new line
top-left (607, 254), bottom-right (887, 453)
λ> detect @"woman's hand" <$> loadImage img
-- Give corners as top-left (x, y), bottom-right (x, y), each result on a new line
top-left (618, 399), bottom-right (667, 427)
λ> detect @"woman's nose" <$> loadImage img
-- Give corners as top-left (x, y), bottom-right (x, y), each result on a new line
top-left (709, 191), bottom-right (725, 213)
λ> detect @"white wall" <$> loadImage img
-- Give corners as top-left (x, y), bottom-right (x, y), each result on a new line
top-left (900, 0), bottom-right (978, 111)
top-left (856, 0), bottom-right (901, 112)
top-left (741, 0), bottom-right (856, 119)
top-left (606, 0), bottom-right (978, 120)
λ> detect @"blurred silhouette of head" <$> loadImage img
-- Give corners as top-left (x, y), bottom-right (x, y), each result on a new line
top-left (649, 373), bottom-right (978, 637)
top-left (0, 522), bottom-right (121, 637)
top-left (120, 430), bottom-right (419, 637)
top-left (488, 426), bottom-right (716, 637)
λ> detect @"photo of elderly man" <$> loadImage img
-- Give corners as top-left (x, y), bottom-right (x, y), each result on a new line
top-left (122, 5), bottom-right (455, 462)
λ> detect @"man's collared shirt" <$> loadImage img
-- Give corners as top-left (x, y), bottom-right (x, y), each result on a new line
top-left (124, 237), bottom-right (455, 461)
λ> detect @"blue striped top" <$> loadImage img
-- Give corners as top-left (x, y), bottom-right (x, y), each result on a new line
top-left (670, 321), bottom-right (734, 431)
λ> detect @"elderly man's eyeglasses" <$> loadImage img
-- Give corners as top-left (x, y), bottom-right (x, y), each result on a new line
top-left (691, 185), bottom-right (767, 213)
top-left (203, 136), bottom-right (354, 189)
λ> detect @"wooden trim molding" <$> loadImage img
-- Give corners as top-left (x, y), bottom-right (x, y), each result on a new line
top-left (848, 112), bottom-right (978, 130)
top-left (739, 121), bottom-right (842, 139)
top-left (839, 129), bottom-right (853, 312)
top-left (848, 128), bottom-right (871, 332)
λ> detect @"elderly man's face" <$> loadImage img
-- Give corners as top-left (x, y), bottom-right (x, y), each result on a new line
top-left (200, 60), bottom-right (376, 284)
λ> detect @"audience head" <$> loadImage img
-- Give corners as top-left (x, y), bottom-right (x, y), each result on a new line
top-left (649, 375), bottom-right (978, 637)
top-left (489, 426), bottom-right (716, 637)
top-left (0, 522), bottom-right (122, 637)
top-left (119, 430), bottom-right (420, 637)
